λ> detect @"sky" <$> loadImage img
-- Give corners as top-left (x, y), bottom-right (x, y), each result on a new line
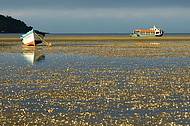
top-left (1, 0), bottom-right (190, 33)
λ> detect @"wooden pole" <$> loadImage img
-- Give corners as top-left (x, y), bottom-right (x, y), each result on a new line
top-left (34, 32), bottom-right (52, 47)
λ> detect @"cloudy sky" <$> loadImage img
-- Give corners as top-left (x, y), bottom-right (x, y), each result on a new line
top-left (1, 0), bottom-right (190, 33)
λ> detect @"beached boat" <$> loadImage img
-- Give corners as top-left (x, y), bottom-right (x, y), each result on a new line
top-left (20, 29), bottom-right (45, 46)
top-left (131, 26), bottom-right (164, 37)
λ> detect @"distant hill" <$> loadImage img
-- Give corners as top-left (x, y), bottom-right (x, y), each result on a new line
top-left (0, 14), bottom-right (32, 33)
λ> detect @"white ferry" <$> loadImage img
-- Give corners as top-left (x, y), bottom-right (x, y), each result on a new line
top-left (131, 26), bottom-right (164, 37)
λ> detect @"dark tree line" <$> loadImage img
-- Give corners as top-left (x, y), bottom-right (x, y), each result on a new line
top-left (0, 14), bottom-right (33, 33)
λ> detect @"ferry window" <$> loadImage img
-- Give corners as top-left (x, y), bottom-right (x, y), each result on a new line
top-left (134, 31), bottom-right (139, 34)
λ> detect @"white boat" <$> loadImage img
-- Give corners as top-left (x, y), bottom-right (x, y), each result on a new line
top-left (20, 29), bottom-right (45, 46)
top-left (131, 26), bottom-right (164, 37)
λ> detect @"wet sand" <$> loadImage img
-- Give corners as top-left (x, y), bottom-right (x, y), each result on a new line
top-left (1, 40), bottom-right (190, 125)
top-left (2, 34), bottom-right (190, 42)
top-left (47, 35), bottom-right (190, 41)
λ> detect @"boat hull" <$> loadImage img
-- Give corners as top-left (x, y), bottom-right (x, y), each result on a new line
top-left (24, 40), bottom-right (43, 46)
top-left (21, 29), bottom-right (45, 46)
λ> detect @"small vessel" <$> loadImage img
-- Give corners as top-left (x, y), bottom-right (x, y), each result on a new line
top-left (131, 26), bottom-right (164, 37)
top-left (20, 29), bottom-right (45, 46)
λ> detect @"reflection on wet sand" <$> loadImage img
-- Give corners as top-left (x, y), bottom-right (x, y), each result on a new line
top-left (1, 41), bottom-right (190, 125)
top-left (22, 46), bottom-right (45, 64)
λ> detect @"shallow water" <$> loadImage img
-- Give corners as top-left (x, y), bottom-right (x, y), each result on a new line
top-left (1, 41), bottom-right (190, 125)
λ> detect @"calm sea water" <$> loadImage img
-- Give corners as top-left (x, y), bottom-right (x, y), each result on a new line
top-left (1, 43), bottom-right (190, 125)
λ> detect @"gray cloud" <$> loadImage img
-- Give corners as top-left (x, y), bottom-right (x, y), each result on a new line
top-left (1, 0), bottom-right (190, 33)
top-left (1, 0), bottom-right (190, 9)
top-left (2, 7), bottom-right (190, 19)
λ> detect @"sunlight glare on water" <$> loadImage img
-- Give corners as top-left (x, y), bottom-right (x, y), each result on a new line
top-left (1, 41), bottom-right (190, 125)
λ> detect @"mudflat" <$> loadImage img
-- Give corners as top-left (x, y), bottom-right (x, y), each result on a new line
top-left (1, 40), bottom-right (190, 125)
top-left (2, 34), bottom-right (190, 42)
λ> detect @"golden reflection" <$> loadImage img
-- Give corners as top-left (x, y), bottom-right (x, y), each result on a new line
top-left (1, 42), bottom-right (190, 125)
top-left (1, 66), bottom-right (190, 125)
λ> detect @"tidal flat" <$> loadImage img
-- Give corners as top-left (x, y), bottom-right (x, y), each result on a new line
top-left (0, 40), bottom-right (190, 125)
